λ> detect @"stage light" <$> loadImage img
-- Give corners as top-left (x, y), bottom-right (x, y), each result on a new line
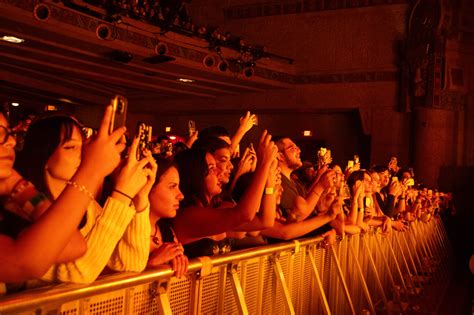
top-left (303, 130), bottom-right (312, 137)
top-left (203, 55), bottom-right (215, 68)
top-left (155, 42), bottom-right (168, 55)
top-left (165, 126), bottom-right (171, 132)
top-left (11, 102), bottom-right (19, 107)
top-left (34, 4), bottom-right (50, 21)
top-left (218, 61), bottom-right (228, 72)
top-left (169, 135), bottom-right (176, 140)
top-left (1, 36), bottom-right (24, 44)
top-left (96, 24), bottom-right (112, 40)
top-left (243, 67), bottom-right (254, 78)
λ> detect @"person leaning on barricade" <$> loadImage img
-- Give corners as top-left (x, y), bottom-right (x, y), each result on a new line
top-left (171, 130), bottom-right (277, 258)
top-left (273, 136), bottom-right (336, 223)
top-left (11, 108), bottom-right (155, 285)
top-left (0, 106), bottom-right (134, 293)
top-left (147, 157), bottom-right (188, 278)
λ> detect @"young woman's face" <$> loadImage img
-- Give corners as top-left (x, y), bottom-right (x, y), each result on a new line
top-left (214, 147), bottom-right (233, 184)
top-left (204, 153), bottom-right (222, 198)
top-left (363, 173), bottom-right (373, 194)
top-left (149, 167), bottom-right (184, 218)
top-left (0, 113), bottom-right (16, 179)
top-left (45, 125), bottom-right (83, 181)
top-left (370, 172), bottom-right (381, 193)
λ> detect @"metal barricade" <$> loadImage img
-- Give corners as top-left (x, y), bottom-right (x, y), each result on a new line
top-left (0, 219), bottom-right (452, 315)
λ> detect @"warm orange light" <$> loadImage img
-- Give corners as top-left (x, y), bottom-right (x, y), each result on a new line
top-left (165, 127), bottom-right (171, 132)
top-left (303, 130), bottom-right (312, 137)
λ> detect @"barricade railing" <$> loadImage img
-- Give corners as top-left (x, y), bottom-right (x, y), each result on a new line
top-left (0, 218), bottom-right (451, 314)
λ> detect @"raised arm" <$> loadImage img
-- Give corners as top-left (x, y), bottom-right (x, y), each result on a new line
top-left (0, 106), bottom-right (126, 283)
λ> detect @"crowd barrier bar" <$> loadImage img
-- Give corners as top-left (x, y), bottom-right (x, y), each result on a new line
top-left (0, 218), bottom-right (451, 315)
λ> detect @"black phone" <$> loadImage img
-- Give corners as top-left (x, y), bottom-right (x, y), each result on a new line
top-left (136, 122), bottom-right (152, 160)
top-left (109, 95), bottom-right (128, 134)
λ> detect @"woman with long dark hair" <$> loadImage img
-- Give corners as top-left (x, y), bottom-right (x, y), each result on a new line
top-left (14, 113), bottom-right (156, 284)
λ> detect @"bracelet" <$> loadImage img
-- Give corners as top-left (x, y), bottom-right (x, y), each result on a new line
top-left (264, 187), bottom-right (274, 195)
top-left (113, 189), bottom-right (134, 206)
top-left (66, 180), bottom-right (95, 200)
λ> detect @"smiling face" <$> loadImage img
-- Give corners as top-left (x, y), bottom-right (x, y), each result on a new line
top-left (0, 113), bottom-right (16, 179)
top-left (204, 153), bottom-right (222, 198)
top-left (45, 125), bottom-right (83, 181)
top-left (278, 138), bottom-right (302, 170)
top-left (214, 147), bottom-right (233, 184)
top-left (149, 166), bottom-right (184, 218)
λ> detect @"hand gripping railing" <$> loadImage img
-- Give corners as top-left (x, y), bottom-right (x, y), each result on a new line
top-left (0, 219), bottom-right (451, 315)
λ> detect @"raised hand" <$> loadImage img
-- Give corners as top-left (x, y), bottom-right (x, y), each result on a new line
top-left (114, 136), bottom-right (155, 200)
top-left (80, 106), bottom-right (127, 179)
top-left (133, 149), bottom-right (158, 212)
top-left (239, 111), bottom-right (257, 134)
top-left (257, 130), bottom-right (278, 167)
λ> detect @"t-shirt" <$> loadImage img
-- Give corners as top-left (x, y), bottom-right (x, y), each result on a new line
top-left (279, 174), bottom-right (307, 222)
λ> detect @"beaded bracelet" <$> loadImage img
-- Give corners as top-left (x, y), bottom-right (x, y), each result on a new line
top-left (66, 180), bottom-right (95, 200)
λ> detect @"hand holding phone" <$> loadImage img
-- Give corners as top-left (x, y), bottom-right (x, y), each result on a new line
top-left (109, 95), bottom-right (128, 135)
top-left (136, 122), bottom-right (152, 160)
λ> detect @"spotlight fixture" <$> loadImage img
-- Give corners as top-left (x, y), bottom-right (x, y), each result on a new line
top-left (203, 55), bottom-right (215, 68)
top-left (217, 61), bottom-right (228, 72)
top-left (34, 4), bottom-right (50, 21)
top-left (243, 67), bottom-right (254, 78)
top-left (1, 36), bottom-right (25, 44)
top-left (11, 102), bottom-right (19, 107)
top-left (155, 42), bottom-right (168, 55)
top-left (96, 24), bottom-right (113, 40)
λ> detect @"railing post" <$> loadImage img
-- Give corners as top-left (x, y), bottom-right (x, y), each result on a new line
top-left (228, 263), bottom-right (249, 315)
top-left (329, 246), bottom-right (356, 315)
top-left (361, 234), bottom-right (389, 310)
top-left (149, 280), bottom-right (172, 315)
top-left (272, 254), bottom-right (296, 315)
top-left (348, 239), bottom-right (376, 314)
top-left (307, 246), bottom-right (331, 315)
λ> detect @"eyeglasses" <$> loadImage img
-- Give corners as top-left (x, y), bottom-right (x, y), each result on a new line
top-left (0, 126), bottom-right (16, 145)
top-left (282, 145), bottom-right (299, 152)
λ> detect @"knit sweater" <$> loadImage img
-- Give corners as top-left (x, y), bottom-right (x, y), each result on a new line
top-left (39, 197), bottom-right (150, 284)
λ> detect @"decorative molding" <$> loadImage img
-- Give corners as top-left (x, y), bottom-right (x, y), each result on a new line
top-left (1, 0), bottom-right (398, 85)
top-left (223, 0), bottom-right (408, 20)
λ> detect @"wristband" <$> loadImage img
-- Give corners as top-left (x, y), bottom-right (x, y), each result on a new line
top-left (113, 189), bottom-right (134, 206)
top-left (264, 187), bottom-right (274, 195)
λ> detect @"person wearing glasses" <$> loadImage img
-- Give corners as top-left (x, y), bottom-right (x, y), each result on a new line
top-left (274, 137), bottom-right (336, 222)
top-left (0, 107), bottom-right (127, 292)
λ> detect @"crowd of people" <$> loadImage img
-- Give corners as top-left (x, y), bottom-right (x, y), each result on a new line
top-left (0, 104), bottom-right (454, 295)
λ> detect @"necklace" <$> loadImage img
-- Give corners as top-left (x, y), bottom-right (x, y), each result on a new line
top-left (151, 220), bottom-right (162, 246)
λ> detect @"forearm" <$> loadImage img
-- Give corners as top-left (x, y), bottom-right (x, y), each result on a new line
top-left (55, 230), bottom-right (87, 264)
top-left (41, 198), bottom-right (136, 284)
top-left (235, 161), bottom-right (272, 221)
top-left (108, 206), bottom-right (151, 272)
top-left (234, 194), bottom-right (276, 231)
top-left (262, 215), bottom-right (331, 240)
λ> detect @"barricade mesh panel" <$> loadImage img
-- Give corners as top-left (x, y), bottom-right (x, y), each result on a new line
top-left (169, 277), bottom-right (192, 314)
top-left (223, 265), bottom-right (241, 314)
top-left (290, 250), bottom-right (303, 309)
top-left (83, 290), bottom-right (125, 315)
top-left (60, 300), bottom-right (80, 315)
top-left (243, 259), bottom-right (261, 315)
top-left (131, 284), bottom-right (159, 315)
top-left (261, 256), bottom-right (275, 314)
top-left (200, 271), bottom-right (221, 314)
